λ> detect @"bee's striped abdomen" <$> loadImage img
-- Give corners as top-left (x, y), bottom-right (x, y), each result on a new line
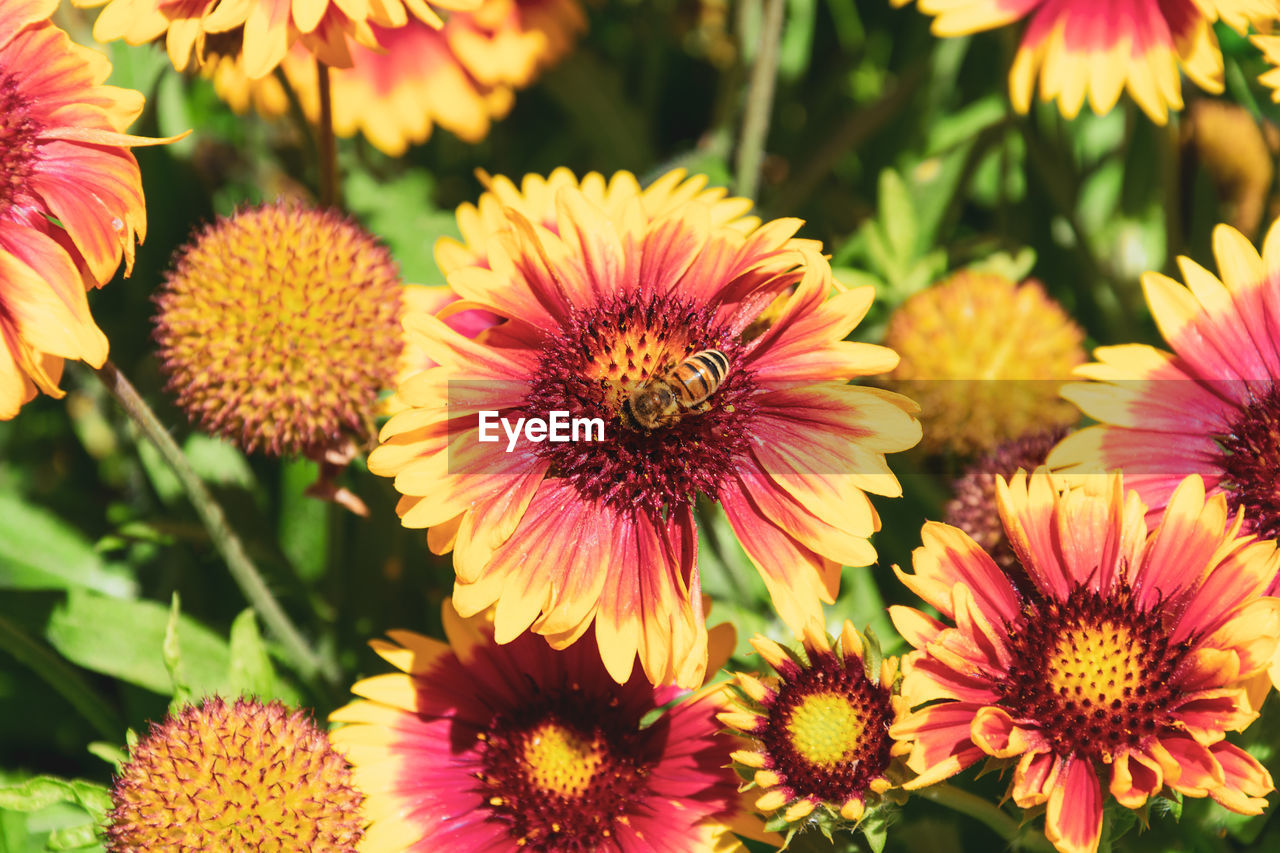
top-left (669, 349), bottom-right (729, 407)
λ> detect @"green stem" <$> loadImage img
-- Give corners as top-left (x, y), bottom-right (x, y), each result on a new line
top-left (735, 0), bottom-right (785, 200)
top-left (316, 59), bottom-right (338, 209)
top-left (0, 613), bottom-right (121, 741)
top-left (93, 360), bottom-right (336, 686)
top-left (918, 783), bottom-right (1055, 852)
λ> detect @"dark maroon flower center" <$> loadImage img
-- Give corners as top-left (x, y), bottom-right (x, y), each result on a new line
top-left (522, 292), bottom-right (756, 514)
top-left (474, 686), bottom-right (655, 851)
top-left (1216, 384), bottom-right (1280, 540)
top-left (0, 72), bottom-right (37, 213)
top-left (998, 584), bottom-right (1187, 759)
top-left (757, 649), bottom-right (893, 804)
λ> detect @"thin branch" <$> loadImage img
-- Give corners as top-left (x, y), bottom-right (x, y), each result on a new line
top-left (316, 59), bottom-right (338, 208)
top-left (918, 782), bottom-right (1056, 852)
top-left (93, 361), bottom-right (337, 686)
top-left (735, 0), bottom-right (785, 200)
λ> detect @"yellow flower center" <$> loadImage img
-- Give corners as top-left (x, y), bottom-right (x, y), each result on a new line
top-left (1000, 585), bottom-right (1184, 758)
top-left (1047, 620), bottom-right (1141, 707)
top-left (787, 691), bottom-right (865, 768)
top-left (520, 722), bottom-right (604, 798)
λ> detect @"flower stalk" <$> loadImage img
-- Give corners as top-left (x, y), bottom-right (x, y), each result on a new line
top-left (93, 360), bottom-right (336, 686)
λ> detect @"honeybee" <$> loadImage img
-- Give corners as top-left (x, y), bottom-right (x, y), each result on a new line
top-left (623, 349), bottom-right (729, 430)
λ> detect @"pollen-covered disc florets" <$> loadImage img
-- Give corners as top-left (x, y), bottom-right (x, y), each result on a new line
top-left (721, 622), bottom-right (908, 842)
top-left (105, 697), bottom-right (364, 852)
top-left (883, 271), bottom-right (1084, 455)
top-left (331, 600), bottom-right (765, 852)
top-left (891, 471), bottom-right (1280, 853)
top-left (153, 202), bottom-right (403, 458)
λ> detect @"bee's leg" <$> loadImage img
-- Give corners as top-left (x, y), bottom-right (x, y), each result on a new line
top-left (687, 400), bottom-right (714, 414)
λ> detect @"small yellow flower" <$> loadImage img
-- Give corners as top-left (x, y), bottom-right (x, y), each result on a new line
top-left (720, 622), bottom-right (910, 842)
top-left (883, 270), bottom-right (1084, 455)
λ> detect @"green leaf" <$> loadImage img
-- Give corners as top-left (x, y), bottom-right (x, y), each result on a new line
top-left (153, 68), bottom-right (197, 159)
top-left (861, 810), bottom-right (889, 853)
top-left (133, 439), bottom-right (182, 505)
top-left (345, 169), bottom-right (459, 284)
top-left (0, 495), bottom-right (136, 598)
top-left (105, 42), bottom-right (169, 100)
top-left (44, 822), bottom-right (101, 851)
top-left (877, 169), bottom-right (917, 260)
top-left (226, 609), bottom-right (292, 702)
top-left (925, 95), bottom-right (1006, 156)
top-left (0, 779), bottom-right (110, 821)
top-left (47, 589), bottom-right (230, 697)
top-left (278, 459), bottom-right (328, 583)
top-left (162, 593), bottom-right (192, 710)
top-left (85, 743), bottom-right (129, 773)
top-left (181, 435), bottom-right (257, 493)
top-left (778, 0), bottom-right (818, 81)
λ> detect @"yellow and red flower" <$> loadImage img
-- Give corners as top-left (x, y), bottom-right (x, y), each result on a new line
top-left (720, 622), bottom-right (909, 840)
top-left (891, 0), bottom-right (1265, 123)
top-left (330, 600), bottom-right (767, 851)
top-left (368, 168), bottom-right (921, 688)
top-left (890, 471), bottom-right (1280, 853)
top-left (0, 0), bottom-right (173, 419)
top-left (212, 0), bottom-right (585, 153)
top-left (73, 0), bottom-right (481, 80)
top-left (1049, 217), bottom-right (1280, 565)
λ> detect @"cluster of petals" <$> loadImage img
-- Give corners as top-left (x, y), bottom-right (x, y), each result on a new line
top-left (0, 0), bottom-right (174, 418)
top-left (1050, 217), bottom-right (1280, 555)
top-left (890, 470), bottom-right (1280, 853)
top-left (368, 167), bottom-right (921, 688)
top-left (893, 0), bottom-right (1274, 123)
top-left (330, 600), bottom-right (765, 851)
top-left (211, 0), bottom-right (585, 153)
top-left (72, 0), bottom-right (481, 80)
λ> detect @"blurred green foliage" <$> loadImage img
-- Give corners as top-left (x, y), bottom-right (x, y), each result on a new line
top-left (5, 1), bottom-right (1280, 851)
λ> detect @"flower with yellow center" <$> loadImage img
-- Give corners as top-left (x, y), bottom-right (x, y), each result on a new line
top-left (883, 270), bottom-right (1084, 455)
top-left (1050, 216), bottom-right (1280, 579)
top-left (330, 599), bottom-right (771, 852)
top-left (368, 167), bottom-right (921, 688)
top-left (891, 0), bottom-right (1267, 123)
top-left (0, 0), bottom-right (178, 419)
top-left (152, 202), bottom-right (403, 459)
top-left (890, 470), bottom-right (1280, 853)
top-left (720, 622), bottom-right (909, 843)
top-left (72, 0), bottom-right (481, 80)
top-left (211, 0), bottom-right (586, 154)
top-left (105, 697), bottom-right (364, 851)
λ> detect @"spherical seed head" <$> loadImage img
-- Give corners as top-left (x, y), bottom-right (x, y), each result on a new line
top-left (153, 202), bottom-right (403, 458)
top-left (105, 697), bottom-right (364, 852)
top-left (945, 426), bottom-right (1068, 574)
top-left (883, 271), bottom-right (1085, 455)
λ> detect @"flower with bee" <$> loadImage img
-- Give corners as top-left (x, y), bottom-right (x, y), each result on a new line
top-left (369, 168), bottom-right (921, 687)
